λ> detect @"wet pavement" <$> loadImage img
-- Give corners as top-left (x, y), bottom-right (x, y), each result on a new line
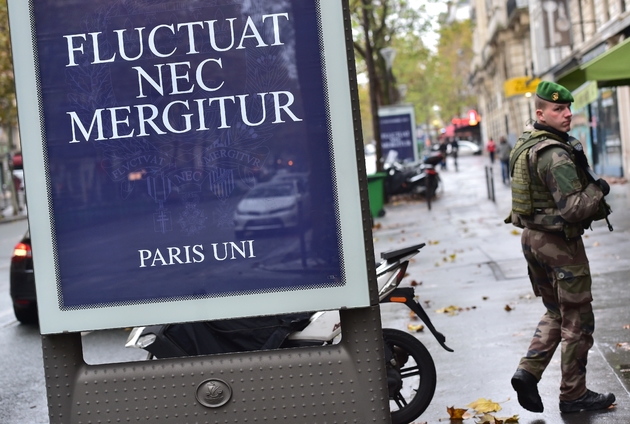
top-left (373, 154), bottom-right (630, 423)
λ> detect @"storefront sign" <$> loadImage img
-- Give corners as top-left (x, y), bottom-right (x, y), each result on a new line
top-left (504, 77), bottom-right (540, 98)
top-left (9, 0), bottom-right (371, 333)
top-left (572, 81), bottom-right (598, 111)
top-left (378, 105), bottom-right (417, 163)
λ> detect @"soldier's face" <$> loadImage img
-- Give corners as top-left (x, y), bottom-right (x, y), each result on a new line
top-left (536, 103), bottom-right (572, 132)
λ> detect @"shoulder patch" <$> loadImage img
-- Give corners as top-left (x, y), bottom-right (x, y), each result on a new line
top-left (550, 163), bottom-right (581, 194)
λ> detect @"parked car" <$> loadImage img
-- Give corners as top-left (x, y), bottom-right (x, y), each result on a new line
top-left (431, 140), bottom-right (481, 156)
top-left (10, 231), bottom-right (37, 324)
top-left (233, 180), bottom-right (310, 237)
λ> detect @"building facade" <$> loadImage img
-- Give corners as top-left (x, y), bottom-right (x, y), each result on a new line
top-left (472, 0), bottom-right (630, 177)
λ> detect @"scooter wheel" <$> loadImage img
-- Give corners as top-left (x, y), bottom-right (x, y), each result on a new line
top-left (383, 328), bottom-right (437, 424)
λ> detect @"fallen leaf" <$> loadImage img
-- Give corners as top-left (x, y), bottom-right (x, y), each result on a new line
top-left (617, 342), bottom-right (630, 350)
top-left (483, 296), bottom-right (489, 300)
top-left (496, 415), bottom-right (519, 423)
top-left (446, 406), bottom-right (467, 419)
top-left (510, 229), bottom-right (520, 235)
top-left (504, 304), bottom-right (513, 311)
top-left (410, 280), bottom-right (421, 286)
top-left (409, 311), bottom-right (418, 319)
top-left (407, 323), bottom-right (425, 332)
top-left (449, 253), bottom-right (457, 261)
top-left (477, 414), bottom-right (497, 423)
top-left (373, 222), bottom-right (382, 229)
top-left (435, 305), bottom-right (460, 315)
top-left (428, 240), bottom-right (440, 245)
top-left (593, 241), bottom-right (600, 247)
top-left (467, 398), bottom-right (502, 413)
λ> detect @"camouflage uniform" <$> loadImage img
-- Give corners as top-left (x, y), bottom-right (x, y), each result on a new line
top-left (511, 130), bottom-right (603, 401)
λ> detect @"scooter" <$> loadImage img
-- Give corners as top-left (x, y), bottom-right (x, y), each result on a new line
top-left (383, 152), bottom-right (442, 209)
top-left (126, 243), bottom-right (453, 424)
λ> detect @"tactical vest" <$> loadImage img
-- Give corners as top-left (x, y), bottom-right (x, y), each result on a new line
top-left (508, 130), bottom-right (587, 237)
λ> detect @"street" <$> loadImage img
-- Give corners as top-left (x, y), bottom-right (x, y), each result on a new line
top-left (0, 219), bottom-right (147, 423)
top-left (0, 154), bottom-right (629, 423)
top-left (374, 153), bottom-right (630, 423)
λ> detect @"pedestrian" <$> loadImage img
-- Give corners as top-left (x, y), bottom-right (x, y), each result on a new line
top-left (450, 138), bottom-right (459, 172)
top-left (497, 136), bottom-right (511, 184)
top-left (487, 138), bottom-right (496, 163)
top-left (438, 139), bottom-right (448, 170)
top-left (507, 81), bottom-right (614, 414)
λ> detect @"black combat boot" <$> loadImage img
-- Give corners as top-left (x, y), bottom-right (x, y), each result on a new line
top-left (511, 368), bottom-right (544, 413)
top-left (559, 389), bottom-right (615, 413)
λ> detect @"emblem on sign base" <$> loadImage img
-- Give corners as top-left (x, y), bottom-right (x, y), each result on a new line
top-left (196, 379), bottom-right (232, 408)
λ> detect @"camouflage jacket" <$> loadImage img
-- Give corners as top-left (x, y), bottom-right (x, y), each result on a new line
top-left (511, 130), bottom-right (604, 238)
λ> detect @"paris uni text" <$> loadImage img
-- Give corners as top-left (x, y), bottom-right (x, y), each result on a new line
top-left (138, 240), bottom-right (256, 268)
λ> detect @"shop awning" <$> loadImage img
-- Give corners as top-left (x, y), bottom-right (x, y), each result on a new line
top-left (557, 37), bottom-right (630, 91)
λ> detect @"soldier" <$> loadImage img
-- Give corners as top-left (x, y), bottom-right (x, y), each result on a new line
top-left (507, 81), bottom-right (615, 413)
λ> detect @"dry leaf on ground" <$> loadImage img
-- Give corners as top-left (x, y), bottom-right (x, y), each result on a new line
top-left (435, 305), bottom-right (460, 315)
top-left (467, 398), bottom-right (502, 413)
top-left (407, 323), bottom-right (425, 332)
top-left (446, 406), bottom-right (468, 419)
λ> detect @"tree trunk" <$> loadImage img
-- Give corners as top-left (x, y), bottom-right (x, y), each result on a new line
top-left (361, 0), bottom-right (383, 172)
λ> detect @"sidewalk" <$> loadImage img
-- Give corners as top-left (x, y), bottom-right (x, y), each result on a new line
top-left (373, 154), bottom-right (630, 423)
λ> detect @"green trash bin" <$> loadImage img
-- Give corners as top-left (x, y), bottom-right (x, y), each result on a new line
top-left (367, 172), bottom-right (386, 218)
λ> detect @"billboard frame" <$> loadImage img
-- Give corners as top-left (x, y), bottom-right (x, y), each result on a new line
top-left (9, 0), bottom-right (374, 334)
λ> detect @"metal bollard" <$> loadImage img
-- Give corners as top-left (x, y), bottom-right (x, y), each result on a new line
top-left (485, 166), bottom-right (496, 202)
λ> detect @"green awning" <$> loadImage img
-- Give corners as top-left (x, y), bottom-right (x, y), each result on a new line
top-left (557, 37), bottom-right (630, 91)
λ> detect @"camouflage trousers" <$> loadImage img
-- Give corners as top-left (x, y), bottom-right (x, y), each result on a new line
top-left (518, 228), bottom-right (594, 401)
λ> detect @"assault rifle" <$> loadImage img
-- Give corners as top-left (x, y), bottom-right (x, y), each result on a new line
top-left (570, 137), bottom-right (613, 231)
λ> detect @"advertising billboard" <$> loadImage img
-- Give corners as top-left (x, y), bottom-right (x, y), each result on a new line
top-left (9, 0), bottom-right (371, 333)
top-left (379, 104), bottom-right (417, 163)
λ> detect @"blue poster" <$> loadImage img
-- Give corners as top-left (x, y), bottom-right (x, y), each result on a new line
top-left (379, 111), bottom-right (416, 163)
top-left (31, 0), bottom-right (344, 309)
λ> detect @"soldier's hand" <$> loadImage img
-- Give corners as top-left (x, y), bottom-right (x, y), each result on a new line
top-left (597, 179), bottom-right (610, 196)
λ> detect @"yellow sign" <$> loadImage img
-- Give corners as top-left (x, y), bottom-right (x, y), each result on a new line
top-left (504, 77), bottom-right (541, 98)
top-left (572, 81), bottom-right (598, 111)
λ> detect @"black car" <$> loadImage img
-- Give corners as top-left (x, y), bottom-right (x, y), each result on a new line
top-left (10, 231), bottom-right (37, 324)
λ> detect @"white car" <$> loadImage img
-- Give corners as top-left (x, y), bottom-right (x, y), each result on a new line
top-left (233, 180), bottom-right (309, 237)
top-left (431, 140), bottom-right (481, 156)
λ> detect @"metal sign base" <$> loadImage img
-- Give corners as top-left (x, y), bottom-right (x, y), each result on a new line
top-left (42, 306), bottom-right (392, 424)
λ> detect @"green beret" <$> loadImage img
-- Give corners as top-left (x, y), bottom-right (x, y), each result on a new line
top-left (535, 81), bottom-right (573, 103)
